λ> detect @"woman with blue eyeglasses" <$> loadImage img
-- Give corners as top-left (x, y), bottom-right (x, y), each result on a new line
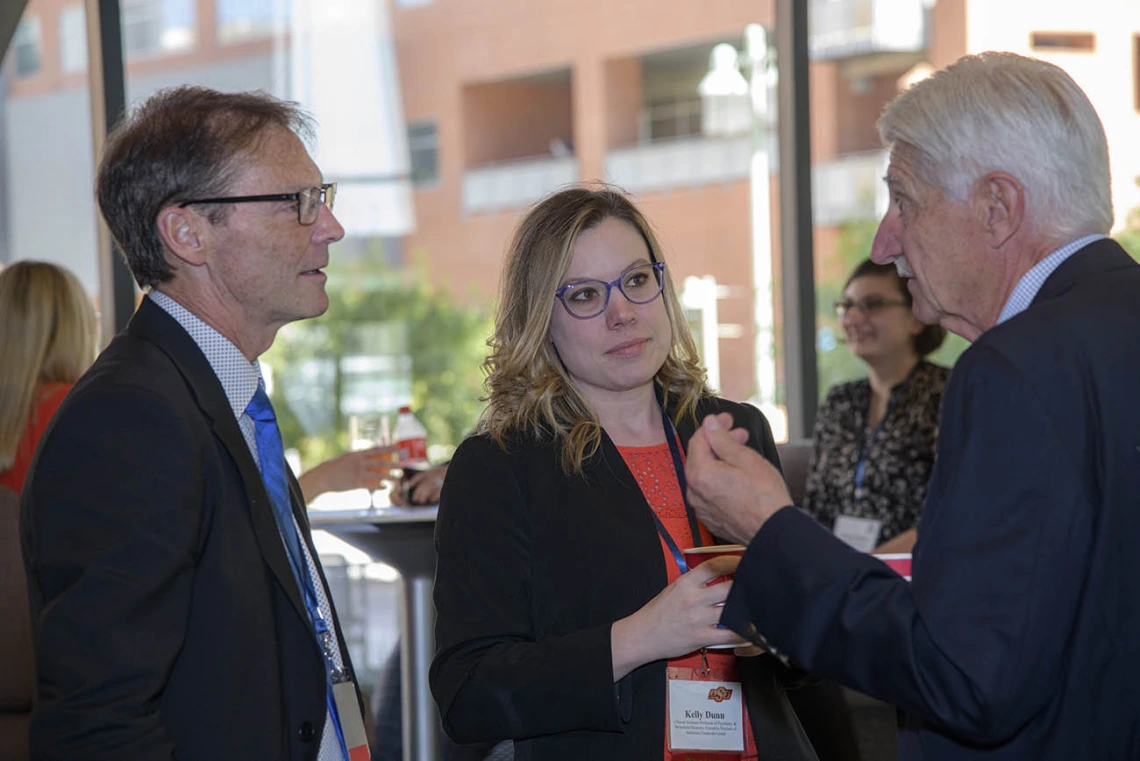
top-left (430, 187), bottom-right (819, 761)
top-left (804, 259), bottom-right (949, 556)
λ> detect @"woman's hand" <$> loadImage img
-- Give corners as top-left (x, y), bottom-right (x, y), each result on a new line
top-left (390, 463), bottom-right (449, 507)
top-left (874, 527), bottom-right (916, 555)
top-left (610, 555), bottom-right (748, 681)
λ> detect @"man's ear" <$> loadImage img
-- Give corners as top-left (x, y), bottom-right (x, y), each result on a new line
top-left (973, 172), bottom-right (1024, 249)
top-left (155, 206), bottom-right (209, 266)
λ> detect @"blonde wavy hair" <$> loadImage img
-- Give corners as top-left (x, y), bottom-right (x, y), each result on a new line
top-left (480, 186), bottom-right (711, 475)
top-left (0, 261), bottom-right (97, 470)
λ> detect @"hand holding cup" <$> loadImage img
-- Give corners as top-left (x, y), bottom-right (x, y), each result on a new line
top-left (681, 544), bottom-right (748, 586)
top-left (610, 555), bottom-right (748, 680)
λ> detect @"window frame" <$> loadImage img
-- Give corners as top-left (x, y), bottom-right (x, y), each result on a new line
top-left (12, 15), bottom-right (43, 77)
top-left (407, 120), bottom-right (439, 186)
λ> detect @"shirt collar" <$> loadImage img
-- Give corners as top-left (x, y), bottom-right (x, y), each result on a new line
top-left (147, 290), bottom-right (262, 421)
top-left (996, 234), bottom-right (1106, 325)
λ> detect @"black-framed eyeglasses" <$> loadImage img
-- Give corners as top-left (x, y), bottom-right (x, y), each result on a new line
top-left (555, 262), bottom-right (666, 320)
top-left (178, 182), bottom-right (337, 226)
top-left (834, 295), bottom-right (908, 318)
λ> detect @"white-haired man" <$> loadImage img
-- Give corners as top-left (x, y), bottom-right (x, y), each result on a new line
top-left (686, 51), bottom-right (1140, 760)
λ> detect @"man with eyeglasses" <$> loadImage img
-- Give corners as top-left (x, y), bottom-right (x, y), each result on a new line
top-left (685, 52), bottom-right (1140, 760)
top-left (21, 86), bottom-right (370, 761)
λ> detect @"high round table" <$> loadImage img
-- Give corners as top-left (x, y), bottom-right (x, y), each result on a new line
top-left (310, 506), bottom-right (439, 761)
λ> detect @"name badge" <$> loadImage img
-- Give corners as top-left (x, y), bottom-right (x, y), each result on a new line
top-left (833, 515), bottom-right (882, 553)
top-left (667, 679), bottom-right (745, 753)
top-left (332, 681), bottom-right (372, 761)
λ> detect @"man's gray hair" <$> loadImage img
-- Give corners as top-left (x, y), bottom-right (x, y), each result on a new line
top-left (878, 51), bottom-right (1113, 239)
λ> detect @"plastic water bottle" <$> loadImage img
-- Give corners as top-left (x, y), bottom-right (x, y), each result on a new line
top-left (392, 406), bottom-right (428, 466)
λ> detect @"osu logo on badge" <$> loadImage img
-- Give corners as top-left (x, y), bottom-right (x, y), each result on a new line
top-left (707, 685), bottom-right (733, 703)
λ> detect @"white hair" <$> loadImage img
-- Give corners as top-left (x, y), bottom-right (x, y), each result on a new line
top-left (878, 51), bottom-right (1113, 238)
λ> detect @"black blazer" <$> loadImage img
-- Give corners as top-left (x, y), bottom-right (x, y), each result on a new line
top-left (21, 299), bottom-right (356, 761)
top-left (724, 238), bottom-right (1140, 760)
top-left (431, 395), bottom-right (789, 761)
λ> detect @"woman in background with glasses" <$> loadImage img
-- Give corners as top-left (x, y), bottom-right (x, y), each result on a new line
top-left (0, 261), bottom-right (97, 494)
top-left (804, 258), bottom-right (949, 555)
top-left (431, 187), bottom-right (816, 760)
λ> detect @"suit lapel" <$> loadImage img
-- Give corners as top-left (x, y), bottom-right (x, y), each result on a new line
top-left (1033, 238), bottom-right (1136, 306)
top-left (127, 300), bottom-right (311, 625)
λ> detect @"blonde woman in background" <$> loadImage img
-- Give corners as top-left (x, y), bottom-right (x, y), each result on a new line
top-left (0, 261), bottom-right (96, 494)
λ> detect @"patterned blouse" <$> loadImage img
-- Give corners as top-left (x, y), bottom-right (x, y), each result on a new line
top-left (803, 360), bottom-right (950, 544)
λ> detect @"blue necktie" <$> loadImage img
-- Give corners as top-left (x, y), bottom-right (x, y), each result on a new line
top-left (245, 384), bottom-right (308, 588)
top-left (247, 385), bottom-right (350, 761)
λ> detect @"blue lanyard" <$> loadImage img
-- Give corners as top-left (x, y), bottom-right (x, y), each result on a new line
top-left (648, 404), bottom-right (703, 574)
top-left (271, 500), bottom-right (339, 675)
top-left (854, 395), bottom-right (896, 503)
top-left (268, 495), bottom-right (353, 759)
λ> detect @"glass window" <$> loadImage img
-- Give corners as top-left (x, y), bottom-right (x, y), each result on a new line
top-left (121, 0), bottom-right (197, 58)
top-left (1, 3), bottom-right (101, 320)
top-left (12, 16), bottom-right (42, 77)
top-left (642, 95), bottom-right (704, 141)
top-left (407, 120), bottom-right (438, 185)
top-left (639, 42), bottom-right (747, 143)
top-left (216, 0), bottom-right (290, 43)
top-left (59, 5), bottom-right (88, 73)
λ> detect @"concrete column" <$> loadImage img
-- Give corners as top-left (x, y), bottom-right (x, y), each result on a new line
top-left (572, 56), bottom-right (606, 183)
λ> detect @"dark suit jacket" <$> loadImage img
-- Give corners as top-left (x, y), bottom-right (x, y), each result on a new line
top-left (723, 238), bottom-right (1140, 760)
top-left (20, 299), bottom-right (357, 761)
top-left (431, 395), bottom-right (790, 761)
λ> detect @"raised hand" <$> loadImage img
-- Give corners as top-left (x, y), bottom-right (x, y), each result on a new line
top-left (297, 445), bottom-right (401, 501)
top-left (685, 414), bottom-right (792, 545)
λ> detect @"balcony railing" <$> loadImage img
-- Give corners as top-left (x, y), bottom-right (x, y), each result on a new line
top-left (605, 138), bottom-right (885, 225)
top-left (461, 155), bottom-right (578, 215)
top-left (812, 149), bottom-right (889, 226)
top-left (809, 0), bottom-right (926, 60)
top-left (605, 135), bottom-right (753, 194)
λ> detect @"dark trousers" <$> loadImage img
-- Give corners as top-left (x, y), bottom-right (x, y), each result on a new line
top-left (786, 678), bottom-right (865, 761)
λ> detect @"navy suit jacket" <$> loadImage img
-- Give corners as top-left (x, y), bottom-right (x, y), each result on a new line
top-left (21, 299), bottom-right (356, 761)
top-left (723, 238), bottom-right (1140, 760)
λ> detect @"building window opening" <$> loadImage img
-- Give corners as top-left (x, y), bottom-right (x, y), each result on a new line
top-left (1030, 32), bottom-right (1095, 52)
top-left (60, 5), bottom-right (88, 73)
top-left (121, 0), bottom-right (197, 58)
top-left (217, 0), bottom-right (289, 43)
top-left (407, 121), bottom-right (438, 186)
top-left (12, 16), bottom-right (42, 77)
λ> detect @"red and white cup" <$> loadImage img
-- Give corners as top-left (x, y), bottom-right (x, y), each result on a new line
top-left (874, 552), bottom-right (912, 581)
top-left (681, 544), bottom-right (747, 585)
top-left (683, 544), bottom-right (749, 648)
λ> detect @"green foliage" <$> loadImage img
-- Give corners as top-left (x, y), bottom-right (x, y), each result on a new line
top-left (814, 220), bottom-right (880, 396)
top-left (833, 219), bottom-right (881, 275)
top-left (1116, 180), bottom-right (1140, 261)
top-left (263, 243), bottom-right (492, 470)
top-left (926, 332), bottom-right (970, 369)
top-left (1118, 228), bottom-right (1140, 260)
